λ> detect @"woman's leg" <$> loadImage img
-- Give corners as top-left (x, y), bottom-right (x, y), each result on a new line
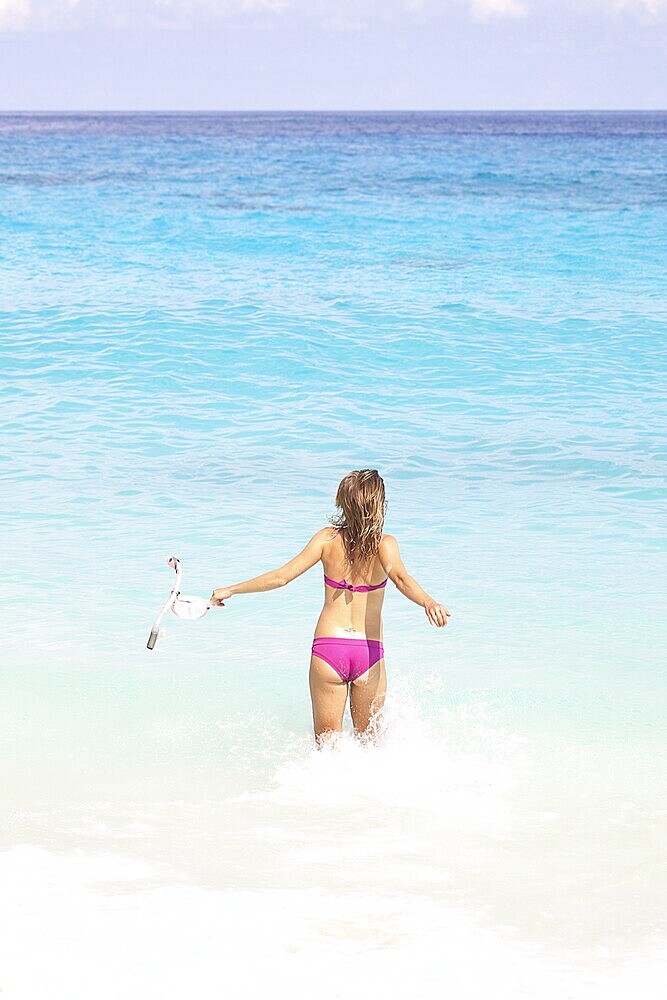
top-left (350, 659), bottom-right (386, 735)
top-left (309, 655), bottom-right (349, 743)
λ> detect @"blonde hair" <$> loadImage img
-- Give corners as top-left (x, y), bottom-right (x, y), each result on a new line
top-left (330, 469), bottom-right (386, 568)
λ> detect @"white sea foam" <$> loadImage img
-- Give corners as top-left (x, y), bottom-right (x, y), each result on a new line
top-left (267, 676), bottom-right (521, 827)
top-left (1, 845), bottom-right (664, 1000)
top-left (2, 682), bottom-right (664, 995)
top-left (4, 673), bottom-right (663, 961)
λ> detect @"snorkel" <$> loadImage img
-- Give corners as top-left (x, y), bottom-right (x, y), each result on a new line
top-left (146, 556), bottom-right (212, 650)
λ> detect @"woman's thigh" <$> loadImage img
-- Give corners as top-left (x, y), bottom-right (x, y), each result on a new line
top-left (350, 659), bottom-right (386, 734)
top-left (309, 655), bottom-right (348, 739)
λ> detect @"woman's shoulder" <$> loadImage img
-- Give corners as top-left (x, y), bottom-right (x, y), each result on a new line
top-left (299, 527), bottom-right (338, 561)
top-left (378, 533), bottom-right (400, 561)
top-left (314, 526), bottom-right (339, 545)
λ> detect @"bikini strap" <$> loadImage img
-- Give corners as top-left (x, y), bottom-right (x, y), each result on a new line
top-left (324, 575), bottom-right (387, 593)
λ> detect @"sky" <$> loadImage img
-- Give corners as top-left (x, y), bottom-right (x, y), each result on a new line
top-left (0, 0), bottom-right (666, 110)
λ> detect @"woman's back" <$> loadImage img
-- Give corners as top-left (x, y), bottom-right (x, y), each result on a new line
top-left (316, 529), bottom-right (387, 640)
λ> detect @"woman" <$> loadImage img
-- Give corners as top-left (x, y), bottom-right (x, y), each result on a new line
top-left (210, 470), bottom-right (450, 742)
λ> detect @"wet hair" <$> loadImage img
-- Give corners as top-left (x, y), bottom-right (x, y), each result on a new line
top-left (330, 469), bottom-right (386, 568)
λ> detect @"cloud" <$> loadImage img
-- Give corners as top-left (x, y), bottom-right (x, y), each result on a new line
top-left (0, 0), bottom-right (31, 31)
top-left (613, 0), bottom-right (667, 11)
top-left (3, 0), bottom-right (667, 32)
top-left (469, 0), bottom-right (527, 20)
top-left (0, 0), bottom-right (290, 31)
top-left (154, 0), bottom-right (288, 13)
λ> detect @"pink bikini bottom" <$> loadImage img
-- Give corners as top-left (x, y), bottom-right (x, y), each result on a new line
top-left (311, 637), bottom-right (384, 683)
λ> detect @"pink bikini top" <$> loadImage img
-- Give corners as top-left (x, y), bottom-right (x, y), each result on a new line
top-left (324, 575), bottom-right (388, 593)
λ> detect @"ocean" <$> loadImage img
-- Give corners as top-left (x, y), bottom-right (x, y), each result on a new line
top-left (1, 111), bottom-right (665, 998)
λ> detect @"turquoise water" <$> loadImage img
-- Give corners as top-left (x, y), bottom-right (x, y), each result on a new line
top-left (1, 112), bottom-right (666, 997)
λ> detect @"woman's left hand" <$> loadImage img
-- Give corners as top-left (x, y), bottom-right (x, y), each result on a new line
top-left (210, 587), bottom-right (232, 607)
top-left (425, 600), bottom-right (451, 627)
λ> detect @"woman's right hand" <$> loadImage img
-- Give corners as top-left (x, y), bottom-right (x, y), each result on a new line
top-left (425, 600), bottom-right (451, 627)
top-left (210, 587), bottom-right (233, 607)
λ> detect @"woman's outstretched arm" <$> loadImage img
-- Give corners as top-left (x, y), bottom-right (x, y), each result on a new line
top-left (379, 534), bottom-right (451, 627)
top-left (210, 529), bottom-right (329, 606)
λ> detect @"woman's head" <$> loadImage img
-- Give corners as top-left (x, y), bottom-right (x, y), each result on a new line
top-left (331, 469), bottom-right (386, 566)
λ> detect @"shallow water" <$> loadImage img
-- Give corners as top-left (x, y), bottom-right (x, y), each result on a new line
top-left (1, 112), bottom-right (666, 996)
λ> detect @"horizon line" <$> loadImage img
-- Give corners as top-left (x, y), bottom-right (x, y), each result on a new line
top-left (2, 107), bottom-right (667, 115)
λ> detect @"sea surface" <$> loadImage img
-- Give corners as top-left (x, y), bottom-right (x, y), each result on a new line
top-left (1, 111), bottom-right (665, 998)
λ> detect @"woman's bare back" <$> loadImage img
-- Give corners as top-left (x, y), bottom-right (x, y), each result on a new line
top-left (315, 529), bottom-right (388, 640)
